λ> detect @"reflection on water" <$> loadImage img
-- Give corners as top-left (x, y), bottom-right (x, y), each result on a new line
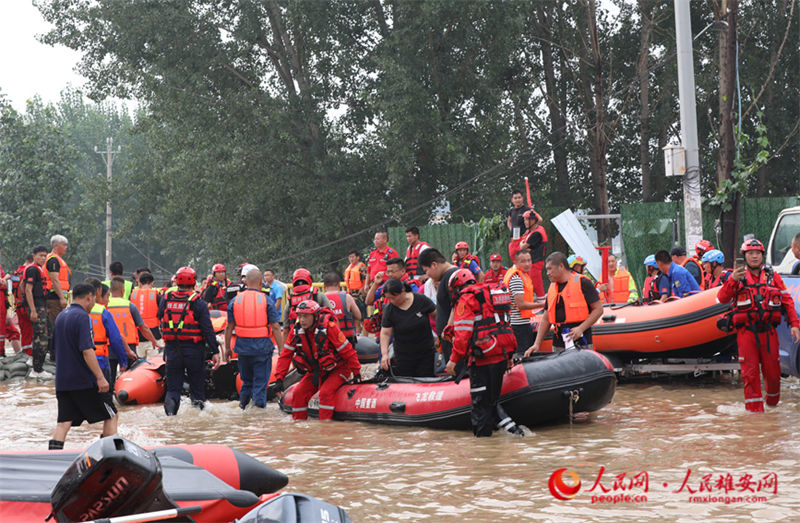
top-left (1, 373), bottom-right (798, 521)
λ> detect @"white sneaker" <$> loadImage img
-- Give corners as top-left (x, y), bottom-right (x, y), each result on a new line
top-left (31, 370), bottom-right (54, 380)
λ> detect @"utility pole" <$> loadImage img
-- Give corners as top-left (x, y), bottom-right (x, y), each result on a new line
top-left (674, 0), bottom-right (704, 250)
top-left (95, 137), bottom-right (121, 280)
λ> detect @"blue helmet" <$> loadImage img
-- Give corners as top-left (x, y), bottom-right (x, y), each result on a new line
top-left (702, 249), bottom-right (724, 265)
top-left (643, 254), bottom-right (657, 268)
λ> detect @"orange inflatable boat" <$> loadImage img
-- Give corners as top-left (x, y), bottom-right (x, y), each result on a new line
top-left (536, 287), bottom-right (735, 360)
top-left (115, 355), bottom-right (166, 405)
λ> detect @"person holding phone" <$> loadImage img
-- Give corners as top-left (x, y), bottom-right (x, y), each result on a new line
top-left (718, 239), bottom-right (800, 413)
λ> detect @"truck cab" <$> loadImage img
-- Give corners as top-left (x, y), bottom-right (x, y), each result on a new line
top-left (766, 206), bottom-right (800, 376)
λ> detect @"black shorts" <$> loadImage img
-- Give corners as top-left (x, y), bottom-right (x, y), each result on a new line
top-left (56, 386), bottom-right (117, 426)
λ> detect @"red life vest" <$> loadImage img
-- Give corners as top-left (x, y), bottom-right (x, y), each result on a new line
top-left (520, 225), bottom-right (548, 262)
top-left (289, 311), bottom-right (344, 374)
top-left (12, 263), bottom-right (30, 303)
top-left (405, 241), bottom-right (430, 277)
top-left (232, 289), bottom-right (271, 338)
top-left (483, 267), bottom-right (507, 285)
top-left (208, 279), bottom-right (231, 311)
top-left (288, 288), bottom-right (319, 323)
top-left (325, 291), bottom-right (355, 338)
top-left (730, 268), bottom-right (783, 330)
top-left (642, 273), bottom-right (662, 303)
top-left (456, 283), bottom-right (516, 360)
top-left (457, 254), bottom-right (481, 272)
top-left (161, 291), bottom-right (204, 343)
top-left (710, 269), bottom-right (733, 288)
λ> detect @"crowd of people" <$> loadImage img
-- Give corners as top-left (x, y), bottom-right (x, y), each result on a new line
top-left (2, 196), bottom-right (799, 442)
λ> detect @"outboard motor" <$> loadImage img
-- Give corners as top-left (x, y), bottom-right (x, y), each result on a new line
top-left (235, 492), bottom-right (351, 523)
top-left (49, 436), bottom-right (185, 522)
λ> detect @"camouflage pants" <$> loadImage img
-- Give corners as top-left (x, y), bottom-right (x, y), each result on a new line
top-left (32, 305), bottom-right (50, 372)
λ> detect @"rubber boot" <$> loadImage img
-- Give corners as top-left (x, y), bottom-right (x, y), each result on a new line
top-left (191, 399), bottom-right (205, 410)
top-left (496, 405), bottom-right (524, 436)
top-left (49, 439), bottom-right (64, 450)
top-left (164, 396), bottom-right (179, 416)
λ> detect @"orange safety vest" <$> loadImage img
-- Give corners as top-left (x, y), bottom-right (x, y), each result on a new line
top-left (598, 269), bottom-right (632, 304)
top-left (344, 262), bottom-right (366, 292)
top-left (547, 273), bottom-right (590, 325)
top-left (107, 297), bottom-right (138, 345)
top-left (502, 266), bottom-right (535, 319)
top-left (45, 253), bottom-right (71, 292)
top-left (130, 288), bottom-right (160, 329)
top-left (681, 257), bottom-right (706, 290)
top-left (232, 289), bottom-right (271, 338)
top-left (89, 304), bottom-right (109, 358)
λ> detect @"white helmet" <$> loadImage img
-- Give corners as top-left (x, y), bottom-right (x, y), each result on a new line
top-left (240, 264), bottom-right (259, 278)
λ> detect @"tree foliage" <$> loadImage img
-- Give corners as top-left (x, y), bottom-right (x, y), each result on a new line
top-left (2, 0), bottom-right (795, 276)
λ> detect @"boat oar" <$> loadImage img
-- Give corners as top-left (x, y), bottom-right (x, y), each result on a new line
top-left (88, 505), bottom-right (202, 523)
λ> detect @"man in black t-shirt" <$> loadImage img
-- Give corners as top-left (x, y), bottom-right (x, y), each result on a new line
top-left (525, 252), bottom-right (603, 355)
top-left (24, 246), bottom-right (52, 377)
top-left (506, 190), bottom-right (530, 261)
top-left (419, 248), bottom-right (458, 361)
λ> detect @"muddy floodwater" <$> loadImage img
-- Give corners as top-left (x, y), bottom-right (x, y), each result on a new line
top-left (1, 368), bottom-right (798, 522)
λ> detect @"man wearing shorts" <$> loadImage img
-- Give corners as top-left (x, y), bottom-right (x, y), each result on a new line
top-left (49, 283), bottom-right (116, 450)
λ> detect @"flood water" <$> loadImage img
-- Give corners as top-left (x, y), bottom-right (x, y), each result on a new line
top-left (1, 364), bottom-right (798, 522)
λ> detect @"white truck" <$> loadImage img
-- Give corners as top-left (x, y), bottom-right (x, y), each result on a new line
top-left (766, 205), bottom-right (800, 376)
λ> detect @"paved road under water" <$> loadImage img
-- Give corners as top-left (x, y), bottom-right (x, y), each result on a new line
top-left (1, 369), bottom-right (798, 522)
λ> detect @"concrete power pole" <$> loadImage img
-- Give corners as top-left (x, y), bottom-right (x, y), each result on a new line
top-left (95, 137), bottom-right (121, 280)
top-left (674, 0), bottom-right (704, 250)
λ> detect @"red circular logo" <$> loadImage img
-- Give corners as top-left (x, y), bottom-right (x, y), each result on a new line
top-left (548, 468), bottom-right (582, 500)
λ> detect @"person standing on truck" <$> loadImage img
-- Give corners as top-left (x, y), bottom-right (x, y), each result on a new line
top-left (717, 239), bottom-right (800, 412)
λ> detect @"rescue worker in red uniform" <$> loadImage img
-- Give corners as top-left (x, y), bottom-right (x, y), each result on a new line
top-left (158, 267), bottom-right (220, 415)
top-left (0, 257), bottom-right (22, 354)
top-left (273, 300), bottom-right (361, 420)
top-left (367, 231), bottom-right (399, 287)
top-left (717, 239), bottom-right (800, 413)
top-left (701, 249), bottom-right (732, 288)
top-left (518, 210), bottom-right (547, 300)
top-left (483, 254), bottom-right (507, 285)
top-left (12, 254), bottom-right (34, 355)
top-left (203, 263), bottom-right (231, 311)
top-left (444, 269), bottom-right (523, 437)
top-left (281, 268), bottom-right (331, 338)
top-left (454, 241), bottom-right (483, 281)
top-left (404, 226), bottom-right (431, 280)
top-left (323, 272), bottom-right (361, 346)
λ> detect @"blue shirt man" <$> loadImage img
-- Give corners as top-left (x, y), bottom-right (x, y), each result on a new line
top-left (664, 262), bottom-right (701, 298)
top-left (226, 274), bottom-right (283, 409)
top-left (54, 303), bottom-right (100, 391)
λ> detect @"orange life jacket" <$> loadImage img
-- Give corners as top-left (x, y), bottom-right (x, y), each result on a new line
top-left (598, 269), bottom-right (632, 304)
top-left (502, 266), bottom-right (535, 318)
top-left (89, 304), bottom-right (109, 358)
top-left (344, 262), bottom-right (366, 292)
top-left (107, 297), bottom-right (138, 345)
top-left (325, 291), bottom-right (355, 338)
top-left (232, 289), bottom-right (271, 338)
top-left (44, 253), bottom-right (71, 292)
top-left (547, 273), bottom-right (590, 325)
top-left (681, 257), bottom-right (706, 290)
top-left (161, 291), bottom-right (204, 343)
top-left (130, 288), bottom-right (160, 329)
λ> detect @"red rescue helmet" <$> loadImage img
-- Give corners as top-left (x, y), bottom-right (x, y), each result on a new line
top-left (740, 238), bottom-right (765, 254)
top-left (489, 254), bottom-right (502, 261)
top-left (448, 268), bottom-right (476, 300)
top-left (211, 263), bottom-right (226, 274)
top-left (523, 209), bottom-right (542, 222)
top-left (292, 268), bottom-right (312, 292)
top-left (694, 239), bottom-right (714, 256)
top-left (175, 266), bottom-right (197, 286)
top-left (295, 299), bottom-right (320, 315)
top-left (455, 241), bottom-right (469, 251)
